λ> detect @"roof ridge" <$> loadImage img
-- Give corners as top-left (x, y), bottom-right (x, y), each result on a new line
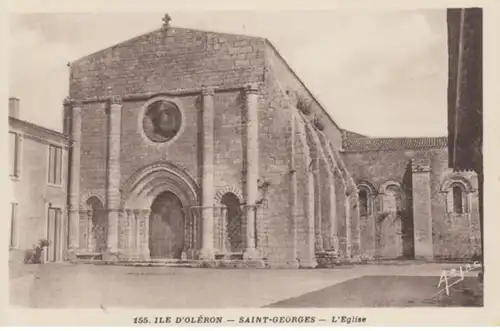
top-left (342, 135), bottom-right (448, 153)
top-left (71, 25), bottom-right (266, 64)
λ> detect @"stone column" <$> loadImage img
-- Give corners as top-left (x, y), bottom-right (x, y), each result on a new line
top-left (345, 193), bottom-right (352, 258)
top-left (302, 169), bottom-right (317, 268)
top-left (329, 176), bottom-right (339, 251)
top-left (220, 206), bottom-right (228, 253)
top-left (412, 160), bottom-right (434, 259)
top-left (140, 209), bottom-right (150, 259)
top-left (66, 99), bottom-right (82, 256)
top-left (105, 96), bottom-right (122, 259)
top-left (349, 185), bottom-right (361, 256)
top-left (125, 210), bottom-right (133, 253)
top-left (199, 87), bottom-right (216, 260)
top-left (243, 84), bottom-right (260, 259)
top-left (87, 210), bottom-right (93, 251)
top-left (313, 162), bottom-right (324, 253)
top-left (134, 211), bottom-right (140, 252)
top-left (125, 209), bottom-right (137, 258)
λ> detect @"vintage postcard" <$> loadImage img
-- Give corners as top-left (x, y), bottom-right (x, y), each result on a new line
top-left (2, 0), bottom-right (499, 327)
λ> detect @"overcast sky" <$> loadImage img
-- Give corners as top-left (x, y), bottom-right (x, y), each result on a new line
top-left (8, 10), bottom-right (448, 137)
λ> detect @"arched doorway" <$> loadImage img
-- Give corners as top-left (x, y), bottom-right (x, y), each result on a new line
top-left (221, 192), bottom-right (243, 253)
top-left (377, 184), bottom-right (404, 259)
top-left (86, 196), bottom-right (107, 253)
top-left (149, 191), bottom-right (185, 259)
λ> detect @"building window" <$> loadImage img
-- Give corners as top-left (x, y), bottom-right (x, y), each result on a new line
top-left (10, 202), bottom-right (18, 248)
top-left (48, 145), bottom-right (63, 185)
top-left (447, 183), bottom-right (468, 214)
top-left (453, 185), bottom-right (464, 214)
top-left (358, 190), bottom-right (369, 217)
top-left (142, 99), bottom-right (182, 143)
top-left (382, 184), bottom-right (403, 213)
top-left (9, 132), bottom-right (20, 178)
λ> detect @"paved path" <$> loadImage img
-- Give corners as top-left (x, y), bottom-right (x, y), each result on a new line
top-left (9, 262), bottom-right (479, 309)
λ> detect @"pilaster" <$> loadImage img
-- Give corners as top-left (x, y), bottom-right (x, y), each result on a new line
top-left (411, 159), bottom-right (434, 259)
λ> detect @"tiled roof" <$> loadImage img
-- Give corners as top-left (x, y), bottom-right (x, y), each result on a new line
top-left (341, 129), bottom-right (368, 139)
top-left (343, 136), bottom-right (448, 152)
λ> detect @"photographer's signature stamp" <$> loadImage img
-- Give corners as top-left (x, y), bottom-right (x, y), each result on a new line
top-left (436, 261), bottom-right (482, 296)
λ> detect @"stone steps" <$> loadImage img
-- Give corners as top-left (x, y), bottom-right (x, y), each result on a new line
top-left (71, 259), bottom-right (200, 268)
top-left (70, 258), bottom-right (267, 269)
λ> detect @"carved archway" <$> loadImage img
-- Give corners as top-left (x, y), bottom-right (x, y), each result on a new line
top-left (121, 162), bottom-right (201, 256)
top-left (440, 174), bottom-right (474, 193)
top-left (80, 191), bottom-right (105, 210)
top-left (121, 161), bottom-right (200, 209)
top-left (214, 186), bottom-right (244, 205)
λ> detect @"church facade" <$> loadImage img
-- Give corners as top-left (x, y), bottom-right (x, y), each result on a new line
top-left (61, 23), bottom-right (481, 267)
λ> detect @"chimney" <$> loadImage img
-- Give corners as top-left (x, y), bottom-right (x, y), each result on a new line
top-left (9, 97), bottom-right (20, 118)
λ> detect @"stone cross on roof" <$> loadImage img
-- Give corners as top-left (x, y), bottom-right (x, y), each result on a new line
top-left (162, 13), bottom-right (171, 28)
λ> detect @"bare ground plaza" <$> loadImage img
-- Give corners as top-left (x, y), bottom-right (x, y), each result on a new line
top-left (10, 261), bottom-right (482, 308)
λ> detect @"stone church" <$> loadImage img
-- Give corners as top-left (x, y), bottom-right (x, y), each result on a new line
top-left (60, 18), bottom-right (481, 267)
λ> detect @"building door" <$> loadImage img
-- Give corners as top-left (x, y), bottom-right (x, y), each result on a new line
top-left (149, 191), bottom-right (185, 259)
top-left (47, 207), bottom-right (62, 262)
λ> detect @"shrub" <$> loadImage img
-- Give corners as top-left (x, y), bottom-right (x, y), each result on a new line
top-left (296, 94), bottom-right (312, 115)
top-left (313, 117), bottom-right (324, 131)
top-left (24, 239), bottom-right (50, 264)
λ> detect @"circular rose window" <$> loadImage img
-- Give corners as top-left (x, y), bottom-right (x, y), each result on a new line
top-left (142, 100), bottom-right (182, 143)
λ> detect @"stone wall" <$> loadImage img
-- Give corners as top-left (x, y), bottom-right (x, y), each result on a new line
top-left (70, 27), bottom-right (267, 100)
top-left (342, 147), bottom-right (481, 259)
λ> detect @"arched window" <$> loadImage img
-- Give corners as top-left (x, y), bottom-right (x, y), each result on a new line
top-left (447, 183), bottom-right (468, 214)
top-left (441, 175), bottom-right (473, 215)
top-left (379, 182), bottom-right (404, 213)
top-left (357, 182), bottom-right (376, 217)
top-left (359, 190), bottom-right (368, 217)
top-left (453, 185), bottom-right (464, 214)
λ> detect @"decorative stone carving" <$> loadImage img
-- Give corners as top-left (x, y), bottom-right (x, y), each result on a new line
top-left (108, 95), bottom-right (123, 106)
top-left (202, 86), bottom-right (215, 96)
top-left (214, 186), bottom-right (245, 204)
top-left (245, 83), bottom-right (260, 95)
